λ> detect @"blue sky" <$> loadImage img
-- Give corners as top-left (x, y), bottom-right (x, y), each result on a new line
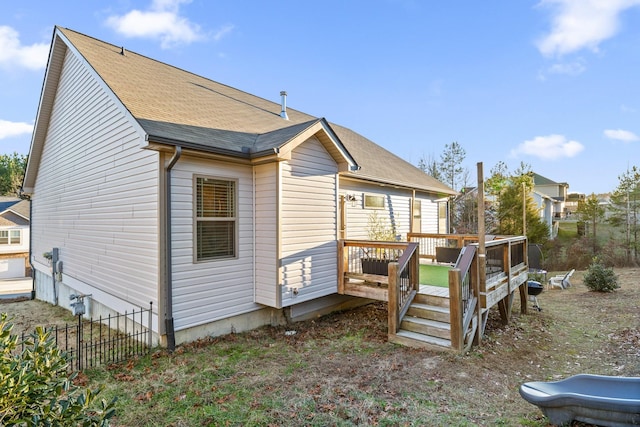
top-left (2, 1), bottom-right (640, 194)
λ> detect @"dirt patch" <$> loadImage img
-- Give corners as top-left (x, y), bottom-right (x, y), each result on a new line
top-left (1, 298), bottom-right (77, 335)
top-left (1, 268), bottom-right (639, 426)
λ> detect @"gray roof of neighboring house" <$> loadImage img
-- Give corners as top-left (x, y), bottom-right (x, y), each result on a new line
top-left (533, 172), bottom-right (568, 187)
top-left (0, 198), bottom-right (20, 214)
top-left (0, 198), bottom-right (30, 224)
top-left (42, 27), bottom-right (455, 196)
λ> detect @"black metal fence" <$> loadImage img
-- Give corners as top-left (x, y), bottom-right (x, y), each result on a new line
top-left (20, 302), bottom-right (153, 372)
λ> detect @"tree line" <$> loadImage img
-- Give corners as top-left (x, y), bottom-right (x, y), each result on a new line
top-left (419, 143), bottom-right (640, 267)
top-left (418, 143), bottom-right (549, 245)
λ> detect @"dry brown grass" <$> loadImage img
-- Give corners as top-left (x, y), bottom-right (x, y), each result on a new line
top-left (2, 268), bottom-right (639, 426)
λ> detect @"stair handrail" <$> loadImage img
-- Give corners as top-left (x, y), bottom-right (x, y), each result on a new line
top-left (449, 245), bottom-right (478, 352)
top-left (388, 242), bottom-right (419, 336)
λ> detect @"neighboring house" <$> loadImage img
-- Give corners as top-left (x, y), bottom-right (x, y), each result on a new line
top-left (0, 198), bottom-right (30, 279)
top-left (23, 27), bottom-right (455, 347)
top-left (597, 193), bottom-right (614, 220)
top-left (531, 190), bottom-right (556, 238)
top-left (532, 173), bottom-right (569, 219)
top-left (565, 192), bottom-right (585, 217)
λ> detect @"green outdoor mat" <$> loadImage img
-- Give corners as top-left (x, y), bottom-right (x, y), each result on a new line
top-left (419, 264), bottom-right (451, 288)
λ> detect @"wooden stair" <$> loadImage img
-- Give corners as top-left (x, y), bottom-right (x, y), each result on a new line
top-left (390, 292), bottom-right (454, 351)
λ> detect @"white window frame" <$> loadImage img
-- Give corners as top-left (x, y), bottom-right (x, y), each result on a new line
top-left (193, 176), bottom-right (238, 262)
top-left (0, 229), bottom-right (20, 245)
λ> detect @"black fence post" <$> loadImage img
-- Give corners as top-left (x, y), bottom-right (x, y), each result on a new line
top-left (148, 301), bottom-right (153, 349)
top-left (77, 312), bottom-right (82, 371)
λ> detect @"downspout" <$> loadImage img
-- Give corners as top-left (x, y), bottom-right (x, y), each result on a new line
top-left (29, 198), bottom-right (35, 300)
top-left (164, 146), bottom-right (181, 351)
top-left (252, 168), bottom-right (256, 302)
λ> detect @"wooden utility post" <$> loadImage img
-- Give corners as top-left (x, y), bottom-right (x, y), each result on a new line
top-left (475, 162), bottom-right (485, 346)
top-left (522, 182), bottom-right (527, 236)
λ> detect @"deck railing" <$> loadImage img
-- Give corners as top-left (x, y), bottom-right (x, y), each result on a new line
top-left (407, 233), bottom-right (480, 261)
top-left (479, 236), bottom-right (528, 309)
top-left (338, 240), bottom-right (419, 334)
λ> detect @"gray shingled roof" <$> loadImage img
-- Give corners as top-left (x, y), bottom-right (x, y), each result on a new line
top-left (533, 173), bottom-right (568, 187)
top-left (0, 199), bottom-right (19, 213)
top-left (58, 27), bottom-right (455, 196)
top-left (0, 199), bottom-right (29, 221)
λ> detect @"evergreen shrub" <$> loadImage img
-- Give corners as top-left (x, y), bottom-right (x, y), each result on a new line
top-left (582, 258), bottom-right (620, 292)
top-left (0, 313), bottom-right (116, 426)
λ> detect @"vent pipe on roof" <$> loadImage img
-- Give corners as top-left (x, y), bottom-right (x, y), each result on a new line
top-left (280, 91), bottom-right (289, 120)
top-left (120, 46), bottom-right (126, 56)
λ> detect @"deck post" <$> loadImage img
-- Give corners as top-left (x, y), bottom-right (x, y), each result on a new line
top-left (520, 241), bottom-right (528, 314)
top-left (449, 268), bottom-right (463, 352)
top-left (388, 262), bottom-right (399, 336)
top-left (519, 284), bottom-right (528, 314)
top-left (475, 162), bottom-right (485, 346)
top-left (412, 247), bottom-right (420, 293)
top-left (338, 240), bottom-right (346, 295)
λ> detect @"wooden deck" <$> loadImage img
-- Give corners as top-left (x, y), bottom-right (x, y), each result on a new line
top-left (339, 235), bottom-right (529, 353)
top-left (419, 284), bottom-right (449, 298)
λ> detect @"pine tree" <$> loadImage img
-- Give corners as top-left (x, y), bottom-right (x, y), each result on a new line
top-left (608, 167), bottom-right (640, 262)
top-left (417, 153), bottom-right (443, 182)
top-left (440, 141), bottom-right (466, 191)
top-left (577, 193), bottom-right (605, 254)
top-left (488, 162), bottom-right (549, 244)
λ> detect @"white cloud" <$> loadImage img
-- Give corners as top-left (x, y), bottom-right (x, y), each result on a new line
top-left (0, 26), bottom-right (49, 70)
top-left (105, 0), bottom-right (205, 48)
top-left (536, 0), bottom-right (640, 57)
top-left (511, 134), bottom-right (584, 160)
top-left (213, 24), bottom-right (235, 42)
top-left (538, 58), bottom-right (586, 80)
top-left (620, 104), bottom-right (637, 113)
top-left (547, 59), bottom-right (586, 75)
top-left (0, 120), bottom-right (33, 140)
top-left (604, 128), bottom-right (639, 142)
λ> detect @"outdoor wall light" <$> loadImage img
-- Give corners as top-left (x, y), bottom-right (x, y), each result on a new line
top-left (346, 194), bottom-right (357, 207)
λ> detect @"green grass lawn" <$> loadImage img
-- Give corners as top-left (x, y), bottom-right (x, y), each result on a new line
top-left (419, 264), bottom-right (451, 287)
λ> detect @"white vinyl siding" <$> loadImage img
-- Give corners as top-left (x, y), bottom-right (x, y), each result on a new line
top-left (31, 49), bottom-right (159, 310)
top-left (254, 163), bottom-right (279, 307)
top-left (280, 137), bottom-right (338, 306)
top-left (341, 183), bottom-right (409, 240)
top-left (340, 184), bottom-right (442, 239)
top-left (170, 156), bottom-right (257, 331)
top-left (418, 195), bottom-right (439, 233)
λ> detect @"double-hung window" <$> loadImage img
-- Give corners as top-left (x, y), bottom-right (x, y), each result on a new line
top-left (195, 177), bottom-right (237, 261)
top-left (0, 230), bottom-right (20, 245)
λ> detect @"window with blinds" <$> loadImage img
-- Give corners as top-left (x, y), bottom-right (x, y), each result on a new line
top-left (195, 177), bottom-right (237, 261)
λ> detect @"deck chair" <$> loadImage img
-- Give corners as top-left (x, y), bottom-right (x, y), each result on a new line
top-left (548, 269), bottom-right (574, 289)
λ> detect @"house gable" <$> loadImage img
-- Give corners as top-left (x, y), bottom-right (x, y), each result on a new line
top-left (0, 211), bottom-right (28, 227)
top-left (23, 28), bottom-right (147, 194)
top-left (24, 28), bottom-right (160, 312)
